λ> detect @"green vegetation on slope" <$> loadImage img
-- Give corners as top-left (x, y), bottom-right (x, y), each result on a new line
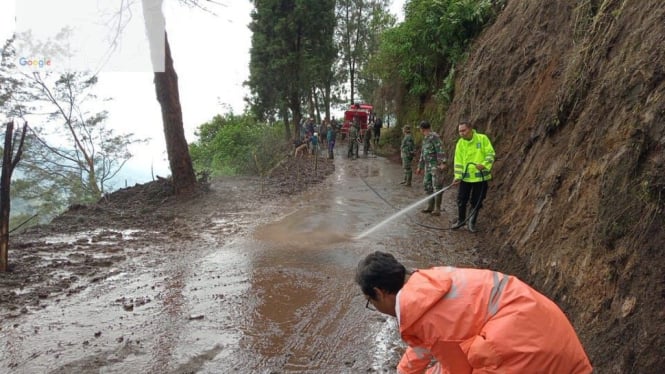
top-left (189, 113), bottom-right (287, 177)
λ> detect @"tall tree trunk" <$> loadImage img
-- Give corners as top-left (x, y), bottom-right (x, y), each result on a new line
top-left (0, 122), bottom-right (13, 272)
top-left (142, 0), bottom-right (196, 195)
top-left (290, 91), bottom-right (302, 141)
top-left (313, 88), bottom-right (321, 123)
top-left (153, 33), bottom-right (197, 195)
top-left (281, 106), bottom-right (291, 141)
top-left (350, 67), bottom-right (356, 104)
top-left (324, 84), bottom-right (331, 120)
top-left (0, 121), bottom-right (27, 272)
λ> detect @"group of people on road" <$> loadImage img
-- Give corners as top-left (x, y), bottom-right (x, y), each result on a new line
top-left (296, 116), bottom-right (340, 159)
top-left (295, 114), bottom-right (385, 161)
top-left (347, 115), bottom-right (384, 160)
top-left (401, 120), bottom-right (495, 233)
top-left (353, 120), bottom-right (592, 373)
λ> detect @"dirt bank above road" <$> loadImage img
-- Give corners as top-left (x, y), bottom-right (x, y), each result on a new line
top-left (438, 1), bottom-right (665, 372)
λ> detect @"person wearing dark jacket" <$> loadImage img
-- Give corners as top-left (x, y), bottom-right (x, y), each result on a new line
top-left (373, 117), bottom-right (383, 146)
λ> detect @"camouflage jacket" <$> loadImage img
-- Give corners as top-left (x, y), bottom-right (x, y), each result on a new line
top-left (349, 124), bottom-right (359, 139)
top-left (418, 132), bottom-right (446, 170)
top-left (401, 133), bottom-right (415, 159)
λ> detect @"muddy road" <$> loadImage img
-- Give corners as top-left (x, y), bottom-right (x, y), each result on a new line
top-left (1, 154), bottom-right (481, 373)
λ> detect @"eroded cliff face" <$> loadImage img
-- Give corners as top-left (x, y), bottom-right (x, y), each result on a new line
top-left (442, 1), bottom-right (664, 372)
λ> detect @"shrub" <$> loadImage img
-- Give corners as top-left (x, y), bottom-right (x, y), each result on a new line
top-left (189, 113), bottom-right (287, 177)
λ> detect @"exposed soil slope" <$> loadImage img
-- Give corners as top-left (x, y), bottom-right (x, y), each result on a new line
top-left (440, 1), bottom-right (664, 372)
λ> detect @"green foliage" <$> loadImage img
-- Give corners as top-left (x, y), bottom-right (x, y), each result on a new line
top-left (17, 72), bottom-right (141, 199)
top-left (375, 127), bottom-right (401, 155)
top-left (434, 64), bottom-right (457, 105)
top-left (190, 113), bottom-right (287, 177)
top-left (336, 0), bottom-right (392, 105)
top-left (2, 37), bottom-right (144, 220)
top-left (247, 0), bottom-right (337, 130)
top-left (369, 0), bottom-right (502, 101)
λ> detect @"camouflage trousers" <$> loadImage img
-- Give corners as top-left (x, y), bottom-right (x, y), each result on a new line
top-left (422, 166), bottom-right (445, 194)
top-left (402, 155), bottom-right (413, 173)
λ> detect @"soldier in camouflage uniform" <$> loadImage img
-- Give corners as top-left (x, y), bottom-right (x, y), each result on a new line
top-left (363, 125), bottom-right (373, 156)
top-left (415, 121), bottom-right (447, 215)
top-left (400, 126), bottom-right (415, 186)
top-left (347, 116), bottom-right (360, 159)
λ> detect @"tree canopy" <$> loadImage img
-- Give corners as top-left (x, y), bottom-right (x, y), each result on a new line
top-left (369, 0), bottom-right (503, 106)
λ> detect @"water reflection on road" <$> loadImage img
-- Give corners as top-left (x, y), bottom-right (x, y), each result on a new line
top-left (238, 155), bottom-right (431, 372)
top-left (0, 155), bottom-right (472, 373)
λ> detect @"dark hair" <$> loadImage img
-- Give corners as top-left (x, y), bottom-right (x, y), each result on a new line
top-left (419, 121), bottom-right (431, 129)
top-left (355, 251), bottom-right (407, 299)
top-left (459, 120), bottom-right (472, 128)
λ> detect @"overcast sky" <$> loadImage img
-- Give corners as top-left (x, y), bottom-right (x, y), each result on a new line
top-left (1, 0), bottom-right (404, 188)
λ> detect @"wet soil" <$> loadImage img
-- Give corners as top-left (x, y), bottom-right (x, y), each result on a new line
top-left (0, 151), bottom-right (485, 373)
top-left (435, 1), bottom-right (665, 372)
top-left (0, 155), bottom-right (335, 319)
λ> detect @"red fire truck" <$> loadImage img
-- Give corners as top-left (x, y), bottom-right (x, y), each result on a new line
top-left (340, 103), bottom-right (374, 140)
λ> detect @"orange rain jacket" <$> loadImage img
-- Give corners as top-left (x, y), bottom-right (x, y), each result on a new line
top-left (396, 267), bottom-right (592, 374)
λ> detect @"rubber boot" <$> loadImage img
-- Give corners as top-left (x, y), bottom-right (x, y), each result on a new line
top-left (467, 210), bottom-right (478, 233)
top-left (451, 203), bottom-right (466, 229)
top-left (431, 193), bottom-right (442, 216)
top-left (405, 172), bottom-right (412, 187)
top-left (421, 197), bottom-right (434, 213)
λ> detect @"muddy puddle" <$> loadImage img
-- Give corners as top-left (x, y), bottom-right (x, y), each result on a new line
top-left (1, 155), bottom-right (478, 373)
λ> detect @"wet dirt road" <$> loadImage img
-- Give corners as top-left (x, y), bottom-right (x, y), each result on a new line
top-left (0, 154), bottom-right (478, 373)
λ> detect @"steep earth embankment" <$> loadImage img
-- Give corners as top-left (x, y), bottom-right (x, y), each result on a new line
top-left (441, 1), bottom-right (664, 372)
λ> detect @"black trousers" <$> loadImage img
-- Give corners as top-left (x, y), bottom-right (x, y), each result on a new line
top-left (457, 181), bottom-right (488, 220)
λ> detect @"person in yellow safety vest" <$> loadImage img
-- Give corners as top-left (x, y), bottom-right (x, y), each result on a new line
top-left (356, 251), bottom-right (593, 374)
top-left (451, 121), bottom-right (495, 232)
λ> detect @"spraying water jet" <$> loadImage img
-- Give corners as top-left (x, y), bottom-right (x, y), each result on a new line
top-left (354, 185), bottom-right (454, 240)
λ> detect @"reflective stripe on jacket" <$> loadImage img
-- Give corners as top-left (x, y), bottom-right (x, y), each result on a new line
top-left (396, 267), bottom-right (592, 374)
top-left (453, 130), bottom-right (495, 182)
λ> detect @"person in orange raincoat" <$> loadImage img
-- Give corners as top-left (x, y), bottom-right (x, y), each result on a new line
top-left (355, 252), bottom-right (592, 373)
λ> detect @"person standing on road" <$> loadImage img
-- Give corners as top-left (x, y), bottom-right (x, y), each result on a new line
top-left (451, 120), bottom-right (495, 232)
top-left (415, 121), bottom-right (446, 216)
top-left (319, 118), bottom-right (329, 149)
top-left (356, 251), bottom-right (593, 374)
top-left (348, 116), bottom-right (360, 159)
top-left (311, 132), bottom-right (320, 155)
top-left (363, 123), bottom-right (373, 157)
top-left (306, 117), bottom-right (315, 137)
top-left (373, 117), bottom-right (383, 146)
top-left (400, 126), bottom-right (415, 187)
top-left (326, 122), bottom-right (337, 159)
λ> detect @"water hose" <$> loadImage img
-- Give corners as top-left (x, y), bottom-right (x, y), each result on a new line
top-left (358, 162), bottom-right (487, 235)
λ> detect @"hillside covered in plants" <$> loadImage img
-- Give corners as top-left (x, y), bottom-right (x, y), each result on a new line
top-left (390, 1), bottom-right (664, 372)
